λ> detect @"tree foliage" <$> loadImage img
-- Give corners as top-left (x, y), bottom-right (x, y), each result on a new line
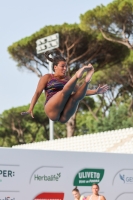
top-left (80, 0), bottom-right (133, 49)
top-left (8, 23), bottom-right (128, 76)
top-left (80, 0), bottom-right (133, 100)
top-left (1, 88), bottom-right (133, 147)
top-left (8, 22), bottom-right (129, 137)
top-left (0, 94), bottom-right (49, 146)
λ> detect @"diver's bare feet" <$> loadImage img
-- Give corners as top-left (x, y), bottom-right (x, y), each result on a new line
top-left (85, 65), bottom-right (94, 82)
top-left (76, 64), bottom-right (93, 79)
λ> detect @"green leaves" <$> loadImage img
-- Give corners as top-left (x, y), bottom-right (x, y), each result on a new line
top-left (94, 104), bottom-right (133, 132)
top-left (0, 94), bottom-right (49, 146)
top-left (80, 0), bottom-right (133, 49)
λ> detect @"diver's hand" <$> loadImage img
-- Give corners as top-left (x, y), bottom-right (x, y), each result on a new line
top-left (21, 110), bottom-right (34, 118)
top-left (96, 84), bottom-right (109, 94)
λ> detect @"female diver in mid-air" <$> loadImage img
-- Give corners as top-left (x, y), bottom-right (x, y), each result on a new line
top-left (21, 52), bottom-right (108, 123)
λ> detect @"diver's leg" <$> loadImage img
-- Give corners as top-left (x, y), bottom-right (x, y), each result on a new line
top-left (44, 65), bottom-right (93, 121)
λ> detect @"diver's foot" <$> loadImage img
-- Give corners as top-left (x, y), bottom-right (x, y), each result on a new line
top-left (85, 64), bottom-right (94, 82)
top-left (76, 64), bottom-right (93, 79)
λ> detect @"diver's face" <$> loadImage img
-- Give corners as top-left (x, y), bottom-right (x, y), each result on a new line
top-left (54, 61), bottom-right (67, 76)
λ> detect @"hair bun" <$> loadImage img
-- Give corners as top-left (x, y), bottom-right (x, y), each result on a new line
top-left (44, 51), bottom-right (54, 62)
top-left (72, 187), bottom-right (79, 192)
top-left (44, 50), bottom-right (66, 72)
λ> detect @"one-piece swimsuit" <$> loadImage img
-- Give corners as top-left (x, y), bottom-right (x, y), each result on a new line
top-left (44, 74), bottom-right (69, 105)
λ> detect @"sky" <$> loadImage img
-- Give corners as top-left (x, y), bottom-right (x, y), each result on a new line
top-left (0, 0), bottom-right (112, 114)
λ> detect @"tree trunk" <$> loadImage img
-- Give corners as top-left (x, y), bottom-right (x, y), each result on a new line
top-left (66, 113), bottom-right (77, 137)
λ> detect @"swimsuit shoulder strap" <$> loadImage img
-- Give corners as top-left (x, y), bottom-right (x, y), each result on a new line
top-left (47, 74), bottom-right (54, 82)
top-left (50, 73), bottom-right (54, 79)
top-left (45, 74), bottom-right (54, 89)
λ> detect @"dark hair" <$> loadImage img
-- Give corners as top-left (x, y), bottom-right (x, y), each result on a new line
top-left (72, 187), bottom-right (79, 192)
top-left (45, 51), bottom-right (66, 71)
top-left (92, 183), bottom-right (99, 188)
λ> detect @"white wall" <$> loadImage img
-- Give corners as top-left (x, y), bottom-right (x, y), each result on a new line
top-left (0, 148), bottom-right (133, 200)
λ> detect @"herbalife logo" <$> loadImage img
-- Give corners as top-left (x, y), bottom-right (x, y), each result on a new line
top-left (119, 174), bottom-right (133, 184)
top-left (0, 198), bottom-right (15, 200)
top-left (34, 173), bottom-right (61, 181)
top-left (73, 168), bottom-right (104, 186)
